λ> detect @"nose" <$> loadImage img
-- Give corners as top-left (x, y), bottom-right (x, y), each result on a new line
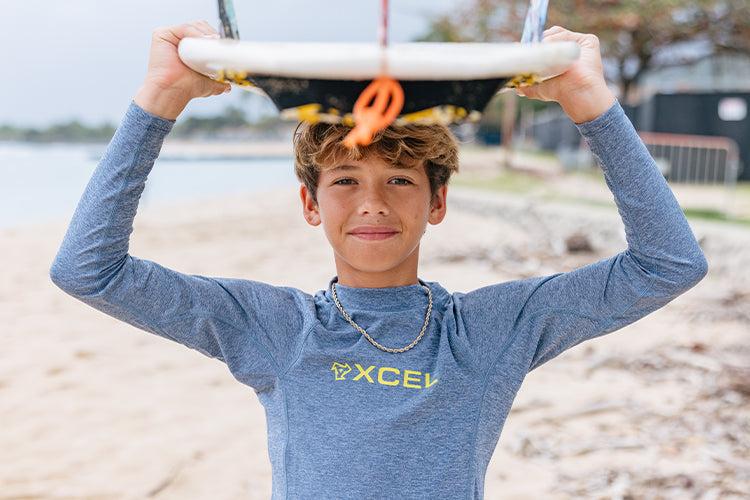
top-left (358, 184), bottom-right (389, 216)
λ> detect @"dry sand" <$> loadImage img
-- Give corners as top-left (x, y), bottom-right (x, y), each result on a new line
top-left (1, 152), bottom-right (749, 499)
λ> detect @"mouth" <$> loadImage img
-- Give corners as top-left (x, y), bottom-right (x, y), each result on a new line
top-left (349, 226), bottom-right (400, 241)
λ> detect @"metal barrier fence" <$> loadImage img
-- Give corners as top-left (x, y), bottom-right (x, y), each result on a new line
top-left (638, 132), bottom-right (742, 185)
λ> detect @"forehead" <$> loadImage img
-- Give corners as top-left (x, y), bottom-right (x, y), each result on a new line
top-left (323, 150), bottom-right (423, 171)
top-left (324, 159), bottom-right (424, 175)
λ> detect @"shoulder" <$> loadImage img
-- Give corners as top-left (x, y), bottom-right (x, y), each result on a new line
top-left (217, 278), bottom-right (316, 311)
top-left (451, 277), bottom-right (550, 309)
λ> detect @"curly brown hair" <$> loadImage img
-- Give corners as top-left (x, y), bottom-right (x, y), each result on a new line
top-left (293, 121), bottom-right (459, 202)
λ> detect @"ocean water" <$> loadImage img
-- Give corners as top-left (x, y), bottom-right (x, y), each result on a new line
top-left (0, 142), bottom-right (297, 228)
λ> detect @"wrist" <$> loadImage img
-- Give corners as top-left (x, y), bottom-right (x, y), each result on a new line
top-left (133, 84), bottom-right (191, 121)
top-left (561, 84), bottom-right (616, 124)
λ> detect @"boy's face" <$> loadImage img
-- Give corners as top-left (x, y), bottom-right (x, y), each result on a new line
top-left (300, 154), bottom-right (447, 288)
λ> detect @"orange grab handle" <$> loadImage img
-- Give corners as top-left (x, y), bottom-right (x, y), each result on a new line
top-left (344, 77), bottom-right (405, 148)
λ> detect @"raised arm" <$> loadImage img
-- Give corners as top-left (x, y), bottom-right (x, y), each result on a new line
top-left (51, 21), bottom-right (231, 311)
top-left (50, 23), bottom-right (306, 386)
top-left (460, 27), bottom-right (707, 373)
top-left (522, 27), bottom-right (706, 367)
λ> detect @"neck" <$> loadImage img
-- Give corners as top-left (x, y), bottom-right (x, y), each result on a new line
top-left (333, 246), bottom-right (421, 288)
top-left (336, 265), bottom-right (419, 288)
top-left (335, 272), bottom-right (419, 289)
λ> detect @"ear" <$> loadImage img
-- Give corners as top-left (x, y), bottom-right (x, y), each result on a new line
top-left (300, 185), bottom-right (322, 226)
top-left (428, 185), bottom-right (448, 225)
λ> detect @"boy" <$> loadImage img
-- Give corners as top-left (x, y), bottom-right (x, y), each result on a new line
top-left (51, 21), bottom-right (707, 499)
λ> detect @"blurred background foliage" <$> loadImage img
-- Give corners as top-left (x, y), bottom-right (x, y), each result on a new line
top-left (418, 0), bottom-right (750, 103)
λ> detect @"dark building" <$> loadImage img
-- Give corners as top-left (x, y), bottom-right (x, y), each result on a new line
top-left (627, 92), bottom-right (750, 181)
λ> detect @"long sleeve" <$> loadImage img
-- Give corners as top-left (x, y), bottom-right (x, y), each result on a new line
top-left (457, 102), bottom-right (708, 373)
top-left (50, 103), bottom-right (311, 390)
top-left (50, 103), bottom-right (173, 297)
top-left (528, 102), bottom-right (708, 365)
top-left (579, 102), bottom-right (707, 283)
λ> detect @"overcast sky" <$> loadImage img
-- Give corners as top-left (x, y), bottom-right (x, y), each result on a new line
top-left (0, 0), bottom-right (461, 127)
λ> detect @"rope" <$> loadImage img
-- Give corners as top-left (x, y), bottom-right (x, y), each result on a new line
top-left (344, 0), bottom-right (404, 148)
top-left (343, 77), bottom-right (404, 148)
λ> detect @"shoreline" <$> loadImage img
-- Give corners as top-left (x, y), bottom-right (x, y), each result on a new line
top-left (160, 138), bottom-right (293, 160)
top-left (3, 138), bottom-right (748, 231)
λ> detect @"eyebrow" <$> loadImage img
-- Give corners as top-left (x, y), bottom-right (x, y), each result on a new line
top-left (328, 163), bottom-right (418, 173)
top-left (327, 164), bottom-right (359, 173)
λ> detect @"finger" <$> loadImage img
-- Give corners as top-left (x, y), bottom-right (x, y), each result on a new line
top-left (543, 25), bottom-right (567, 38)
top-left (192, 19), bottom-right (221, 38)
top-left (542, 26), bottom-right (583, 43)
top-left (163, 21), bottom-right (219, 44)
top-left (543, 26), bottom-right (599, 50)
top-left (515, 84), bottom-right (547, 102)
top-left (200, 77), bottom-right (232, 97)
top-left (217, 82), bottom-right (232, 95)
top-left (542, 25), bottom-right (578, 42)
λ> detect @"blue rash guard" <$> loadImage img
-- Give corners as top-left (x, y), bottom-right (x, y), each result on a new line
top-left (51, 101), bottom-right (706, 499)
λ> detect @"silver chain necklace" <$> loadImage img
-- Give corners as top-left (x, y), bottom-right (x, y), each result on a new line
top-left (330, 281), bottom-right (432, 354)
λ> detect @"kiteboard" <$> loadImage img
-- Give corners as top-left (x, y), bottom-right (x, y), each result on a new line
top-left (178, 0), bottom-right (570, 146)
top-left (178, 39), bottom-right (580, 127)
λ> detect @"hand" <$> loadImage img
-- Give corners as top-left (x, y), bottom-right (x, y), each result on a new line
top-left (134, 21), bottom-right (231, 120)
top-left (516, 26), bottom-right (616, 124)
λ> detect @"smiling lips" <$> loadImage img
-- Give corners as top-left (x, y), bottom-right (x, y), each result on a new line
top-left (349, 226), bottom-right (400, 241)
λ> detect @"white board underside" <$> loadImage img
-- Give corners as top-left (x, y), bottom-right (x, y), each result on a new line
top-left (178, 39), bottom-right (580, 81)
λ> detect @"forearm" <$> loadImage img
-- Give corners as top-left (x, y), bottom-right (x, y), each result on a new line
top-left (577, 102), bottom-right (707, 290)
top-left (50, 102), bottom-right (173, 295)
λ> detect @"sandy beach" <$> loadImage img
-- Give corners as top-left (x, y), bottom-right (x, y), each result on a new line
top-left (1, 148), bottom-right (749, 499)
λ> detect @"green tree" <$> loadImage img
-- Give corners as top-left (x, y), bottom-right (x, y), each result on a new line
top-left (419, 0), bottom-right (750, 102)
top-left (174, 106), bottom-right (249, 136)
top-left (0, 121), bottom-right (116, 142)
top-left (706, 0), bottom-right (750, 53)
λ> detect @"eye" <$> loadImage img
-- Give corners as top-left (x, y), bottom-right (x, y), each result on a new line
top-left (333, 178), bottom-right (356, 185)
top-left (388, 177), bottom-right (413, 185)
